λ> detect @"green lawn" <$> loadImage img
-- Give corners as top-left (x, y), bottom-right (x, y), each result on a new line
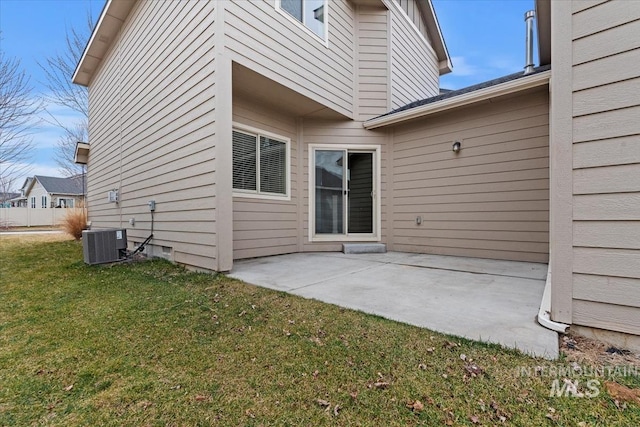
top-left (1, 236), bottom-right (638, 426)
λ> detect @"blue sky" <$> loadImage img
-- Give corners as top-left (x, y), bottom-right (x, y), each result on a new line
top-left (1, 0), bottom-right (536, 187)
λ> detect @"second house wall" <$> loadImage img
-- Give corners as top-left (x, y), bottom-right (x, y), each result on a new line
top-left (389, 88), bottom-right (550, 263)
top-left (87, 0), bottom-right (218, 270)
top-left (387, 0), bottom-right (440, 109)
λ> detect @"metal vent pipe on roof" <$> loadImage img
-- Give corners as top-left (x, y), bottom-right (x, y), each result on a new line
top-left (524, 10), bottom-right (536, 74)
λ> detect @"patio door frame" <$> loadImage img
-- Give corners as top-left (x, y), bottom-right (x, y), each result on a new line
top-left (308, 144), bottom-right (381, 242)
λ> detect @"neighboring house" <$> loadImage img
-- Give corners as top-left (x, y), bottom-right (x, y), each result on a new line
top-left (6, 177), bottom-right (32, 208)
top-left (73, 1), bottom-right (640, 347)
top-left (22, 175), bottom-right (85, 209)
top-left (0, 193), bottom-right (20, 208)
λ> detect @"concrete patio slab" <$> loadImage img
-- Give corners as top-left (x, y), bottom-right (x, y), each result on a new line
top-left (229, 252), bottom-right (558, 359)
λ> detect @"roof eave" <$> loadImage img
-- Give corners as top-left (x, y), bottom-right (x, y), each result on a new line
top-left (72, 0), bottom-right (137, 87)
top-left (439, 58), bottom-right (453, 75)
top-left (424, 0), bottom-right (452, 76)
top-left (364, 70), bottom-right (550, 129)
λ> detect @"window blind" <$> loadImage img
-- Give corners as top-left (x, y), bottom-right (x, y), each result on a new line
top-left (232, 130), bottom-right (257, 191)
top-left (259, 136), bottom-right (286, 194)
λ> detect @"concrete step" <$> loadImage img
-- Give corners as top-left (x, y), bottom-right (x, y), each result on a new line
top-left (342, 243), bottom-right (387, 254)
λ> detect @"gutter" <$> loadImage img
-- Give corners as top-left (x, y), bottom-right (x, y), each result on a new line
top-left (364, 70), bottom-right (550, 129)
top-left (72, 0), bottom-right (112, 86)
top-left (537, 267), bottom-right (570, 333)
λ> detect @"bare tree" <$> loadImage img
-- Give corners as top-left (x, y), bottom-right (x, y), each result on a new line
top-left (0, 49), bottom-right (39, 201)
top-left (39, 13), bottom-right (93, 177)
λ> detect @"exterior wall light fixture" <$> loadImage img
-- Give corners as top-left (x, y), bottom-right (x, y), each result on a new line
top-left (452, 141), bottom-right (462, 153)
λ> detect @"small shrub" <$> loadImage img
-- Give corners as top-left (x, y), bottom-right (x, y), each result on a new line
top-left (61, 208), bottom-right (87, 240)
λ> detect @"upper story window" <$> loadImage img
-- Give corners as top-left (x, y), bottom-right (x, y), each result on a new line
top-left (278, 0), bottom-right (327, 41)
top-left (30, 197), bottom-right (35, 208)
top-left (41, 196), bottom-right (47, 208)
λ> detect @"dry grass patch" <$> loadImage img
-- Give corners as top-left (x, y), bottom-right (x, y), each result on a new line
top-left (60, 207), bottom-right (87, 240)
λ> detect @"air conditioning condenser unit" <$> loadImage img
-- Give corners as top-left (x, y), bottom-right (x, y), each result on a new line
top-left (82, 229), bottom-right (127, 265)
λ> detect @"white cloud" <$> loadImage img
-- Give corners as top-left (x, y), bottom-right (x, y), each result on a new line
top-left (487, 56), bottom-right (522, 74)
top-left (30, 163), bottom-right (63, 177)
top-left (31, 99), bottom-right (86, 149)
top-left (0, 162), bottom-right (62, 192)
top-left (448, 56), bottom-right (482, 77)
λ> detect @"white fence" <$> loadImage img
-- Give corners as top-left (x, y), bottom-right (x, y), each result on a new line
top-left (0, 208), bottom-right (84, 228)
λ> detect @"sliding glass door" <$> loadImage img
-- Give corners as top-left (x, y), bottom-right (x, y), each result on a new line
top-left (312, 147), bottom-right (378, 240)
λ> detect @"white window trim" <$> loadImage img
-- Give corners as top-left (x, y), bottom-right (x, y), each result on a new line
top-left (232, 122), bottom-right (291, 201)
top-left (274, 0), bottom-right (329, 48)
top-left (308, 144), bottom-right (382, 243)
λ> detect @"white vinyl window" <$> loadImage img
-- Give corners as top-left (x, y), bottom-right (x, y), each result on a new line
top-left (57, 198), bottom-right (74, 208)
top-left (232, 125), bottom-right (290, 200)
top-left (41, 196), bottom-right (47, 208)
top-left (277, 0), bottom-right (328, 41)
top-left (30, 197), bottom-right (36, 209)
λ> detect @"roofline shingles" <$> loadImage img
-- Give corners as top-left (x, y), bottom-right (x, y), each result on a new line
top-left (377, 64), bottom-right (551, 119)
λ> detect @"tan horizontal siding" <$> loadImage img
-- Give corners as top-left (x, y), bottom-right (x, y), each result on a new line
top-left (572, 19), bottom-right (640, 65)
top-left (572, 1), bottom-right (640, 40)
top-left (87, 0), bottom-right (217, 271)
top-left (394, 168), bottom-right (549, 190)
top-left (573, 77), bottom-right (640, 117)
top-left (357, 6), bottom-right (389, 119)
top-left (389, 0), bottom-right (438, 109)
top-left (572, 0), bottom-right (608, 14)
top-left (392, 243), bottom-right (549, 264)
top-left (570, 0), bottom-right (640, 335)
top-left (573, 49), bottom-right (640, 91)
top-left (574, 274), bottom-right (640, 308)
top-left (574, 247), bottom-right (640, 279)
top-left (224, 0), bottom-right (354, 118)
top-left (574, 221), bottom-right (640, 250)
top-left (573, 300), bottom-right (640, 335)
top-left (394, 211), bottom-right (548, 222)
top-left (232, 96), bottom-right (299, 260)
top-left (573, 193), bottom-right (640, 220)
top-left (573, 105), bottom-right (640, 142)
top-left (393, 0), bottom-right (430, 41)
top-left (391, 88), bottom-right (549, 263)
top-left (574, 163), bottom-right (640, 194)
top-left (573, 136), bottom-right (640, 169)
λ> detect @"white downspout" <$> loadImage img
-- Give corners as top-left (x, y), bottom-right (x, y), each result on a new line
top-left (537, 267), bottom-right (570, 333)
